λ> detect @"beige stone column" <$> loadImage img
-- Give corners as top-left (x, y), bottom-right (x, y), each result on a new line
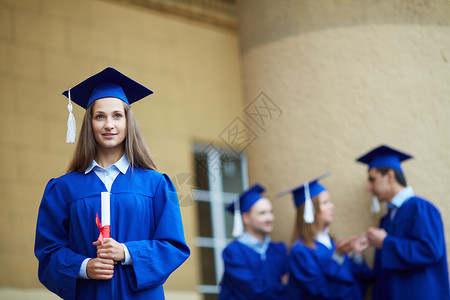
top-left (236, 0), bottom-right (450, 251)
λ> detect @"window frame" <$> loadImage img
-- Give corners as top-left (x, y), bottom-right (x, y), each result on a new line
top-left (193, 143), bottom-right (248, 295)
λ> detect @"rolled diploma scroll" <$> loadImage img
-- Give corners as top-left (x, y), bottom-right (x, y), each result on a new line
top-left (101, 192), bottom-right (111, 233)
top-left (96, 192), bottom-right (111, 245)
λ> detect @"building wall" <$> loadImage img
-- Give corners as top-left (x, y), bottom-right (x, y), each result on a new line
top-left (4, 0), bottom-right (450, 298)
top-left (237, 0), bottom-right (450, 267)
top-left (0, 0), bottom-right (244, 298)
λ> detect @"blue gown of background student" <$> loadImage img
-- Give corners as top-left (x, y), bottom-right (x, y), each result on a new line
top-left (372, 196), bottom-right (450, 300)
top-left (220, 241), bottom-right (288, 300)
top-left (35, 168), bottom-right (190, 300)
top-left (287, 240), bottom-right (373, 300)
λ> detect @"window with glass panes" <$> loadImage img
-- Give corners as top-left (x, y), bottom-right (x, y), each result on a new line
top-left (193, 143), bottom-right (248, 300)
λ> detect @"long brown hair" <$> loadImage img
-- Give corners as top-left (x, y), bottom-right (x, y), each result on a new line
top-left (290, 196), bottom-right (321, 248)
top-left (66, 101), bottom-right (157, 173)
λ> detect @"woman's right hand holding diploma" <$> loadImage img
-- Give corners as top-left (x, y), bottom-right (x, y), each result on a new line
top-left (87, 238), bottom-right (125, 280)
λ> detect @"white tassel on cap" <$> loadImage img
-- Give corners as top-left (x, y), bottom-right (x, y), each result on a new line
top-left (371, 195), bottom-right (381, 213)
top-left (66, 89), bottom-right (76, 144)
top-left (303, 182), bottom-right (315, 224)
top-left (232, 199), bottom-right (244, 238)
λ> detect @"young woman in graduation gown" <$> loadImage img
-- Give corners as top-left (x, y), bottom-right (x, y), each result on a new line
top-left (34, 68), bottom-right (190, 300)
top-left (284, 175), bottom-right (373, 300)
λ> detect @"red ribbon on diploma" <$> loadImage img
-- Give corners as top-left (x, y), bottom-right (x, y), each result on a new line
top-left (96, 213), bottom-right (110, 245)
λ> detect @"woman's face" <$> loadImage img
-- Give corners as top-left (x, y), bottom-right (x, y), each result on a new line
top-left (316, 191), bottom-right (334, 229)
top-left (91, 97), bottom-right (127, 154)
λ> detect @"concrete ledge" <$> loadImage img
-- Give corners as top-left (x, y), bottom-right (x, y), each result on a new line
top-left (0, 288), bottom-right (201, 300)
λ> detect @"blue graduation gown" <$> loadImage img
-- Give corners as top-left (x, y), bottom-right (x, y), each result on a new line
top-left (372, 196), bottom-right (450, 300)
top-left (34, 168), bottom-right (190, 300)
top-left (219, 241), bottom-right (288, 300)
top-left (287, 240), bottom-right (373, 300)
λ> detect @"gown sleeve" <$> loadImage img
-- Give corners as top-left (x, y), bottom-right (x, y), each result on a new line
top-left (221, 244), bottom-right (286, 299)
top-left (271, 244), bottom-right (289, 298)
top-left (289, 245), bottom-right (355, 298)
top-left (123, 174), bottom-right (190, 291)
top-left (34, 179), bottom-right (86, 300)
top-left (381, 200), bottom-right (445, 270)
top-left (350, 256), bottom-right (375, 295)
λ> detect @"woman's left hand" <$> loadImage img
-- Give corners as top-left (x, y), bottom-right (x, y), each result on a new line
top-left (93, 238), bottom-right (125, 263)
top-left (353, 235), bottom-right (369, 255)
top-left (335, 235), bottom-right (358, 255)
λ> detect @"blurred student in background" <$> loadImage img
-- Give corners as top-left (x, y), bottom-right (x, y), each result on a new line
top-left (220, 184), bottom-right (288, 300)
top-left (280, 174), bottom-right (373, 300)
top-left (357, 145), bottom-right (450, 300)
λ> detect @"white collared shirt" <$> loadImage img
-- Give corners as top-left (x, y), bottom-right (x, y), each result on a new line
top-left (237, 231), bottom-right (271, 261)
top-left (389, 186), bottom-right (414, 220)
top-left (316, 228), bottom-right (346, 265)
top-left (85, 154), bottom-right (129, 192)
top-left (79, 154), bottom-right (132, 279)
top-left (316, 227), bottom-right (332, 249)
